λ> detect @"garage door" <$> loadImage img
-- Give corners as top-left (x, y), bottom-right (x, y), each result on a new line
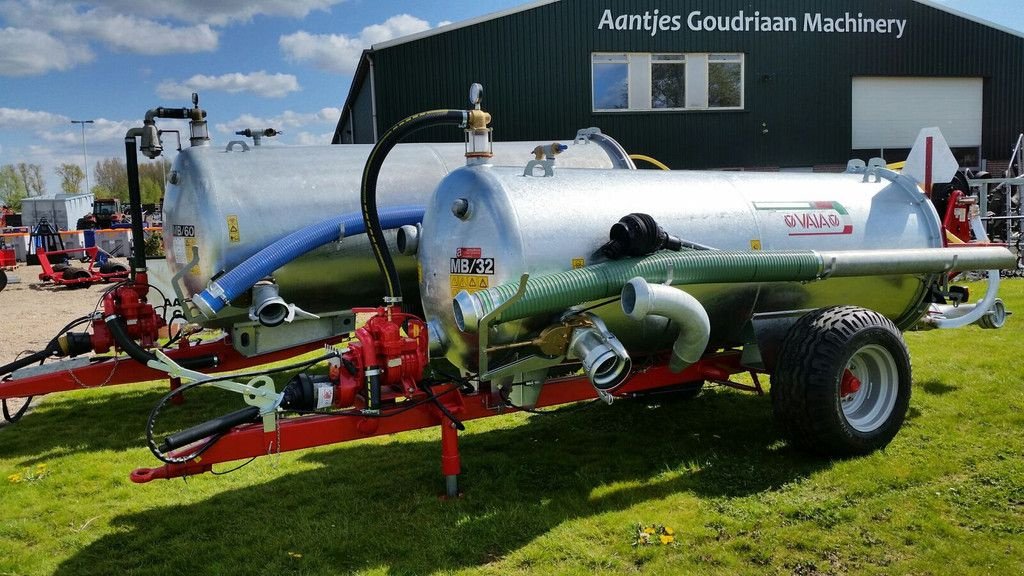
top-left (851, 77), bottom-right (982, 149)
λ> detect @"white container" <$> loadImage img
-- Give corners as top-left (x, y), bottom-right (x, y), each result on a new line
top-left (21, 194), bottom-right (94, 230)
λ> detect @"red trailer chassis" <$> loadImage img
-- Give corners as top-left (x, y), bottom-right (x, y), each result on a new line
top-left (0, 336), bottom-right (343, 402)
top-left (130, 349), bottom-right (759, 492)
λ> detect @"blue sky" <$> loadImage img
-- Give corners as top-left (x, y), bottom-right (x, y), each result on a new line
top-left (0, 0), bottom-right (1021, 196)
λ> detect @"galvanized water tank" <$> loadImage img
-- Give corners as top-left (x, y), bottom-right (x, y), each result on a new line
top-left (163, 139), bottom-right (628, 326)
top-left (417, 165), bottom-right (944, 371)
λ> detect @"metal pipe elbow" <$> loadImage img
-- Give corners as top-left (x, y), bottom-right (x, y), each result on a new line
top-left (621, 277), bottom-right (710, 372)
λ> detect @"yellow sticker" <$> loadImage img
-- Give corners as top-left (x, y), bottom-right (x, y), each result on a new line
top-left (184, 238), bottom-right (200, 275)
top-left (450, 274), bottom-right (489, 297)
top-left (750, 239), bottom-right (762, 250)
top-left (227, 215), bottom-right (240, 243)
top-left (571, 258), bottom-right (586, 269)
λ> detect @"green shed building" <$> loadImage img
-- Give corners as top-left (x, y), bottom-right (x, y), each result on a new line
top-left (333, 0), bottom-right (1024, 170)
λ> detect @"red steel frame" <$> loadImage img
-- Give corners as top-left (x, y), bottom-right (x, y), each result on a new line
top-left (0, 335), bottom-right (344, 400)
top-left (130, 351), bottom-right (757, 484)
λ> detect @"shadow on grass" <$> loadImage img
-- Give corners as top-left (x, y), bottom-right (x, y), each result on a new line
top-left (918, 379), bottom-right (958, 396)
top-left (0, 385), bottom-right (256, 464)
top-left (52, 389), bottom-right (834, 575)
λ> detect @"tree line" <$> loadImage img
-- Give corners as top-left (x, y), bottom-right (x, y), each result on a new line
top-left (0, 158), bottom-right (169, 212)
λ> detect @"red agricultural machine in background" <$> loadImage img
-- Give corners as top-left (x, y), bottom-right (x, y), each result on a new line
top-left (0, 245), bottom-right (15, 292)
top-left (36, 246), bottom-right (129, 288)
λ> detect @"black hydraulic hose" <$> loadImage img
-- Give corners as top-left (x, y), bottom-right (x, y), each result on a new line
top-left (159, 405), bottom-right (260, 452)
top-left (0, 346), bottom-right (56, 379)
top-left (124, 136), bottom-right (148, 277)
top-left (360, 109), bottom-right (467, 302)
top-left (104, 315), bottom-right (219, 370)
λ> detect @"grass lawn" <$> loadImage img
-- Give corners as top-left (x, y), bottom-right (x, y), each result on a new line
top-left (2, 281), bottom-right (1022, 575)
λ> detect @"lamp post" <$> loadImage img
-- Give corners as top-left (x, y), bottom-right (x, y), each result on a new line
top-left (70, 119), bottom-right (94, 194)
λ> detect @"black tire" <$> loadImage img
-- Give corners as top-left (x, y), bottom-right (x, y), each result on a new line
top-left (0, 269), bottom-right (6, 292)
top-left (771, 306), bottom-right (912, 457)
top-left (100, 262), bottom-right (129, 276)
top-left (61, 267), bottom-right (93, 288)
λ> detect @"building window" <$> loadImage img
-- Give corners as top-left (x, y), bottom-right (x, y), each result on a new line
top-left (708, 54), bottom-right (743, 108)
top-left (592, 52), bottom-right (744, 112)
top-left (592, 53), bottom-right (629, 110)
top-left (651, 54), bottom-right (686, 109)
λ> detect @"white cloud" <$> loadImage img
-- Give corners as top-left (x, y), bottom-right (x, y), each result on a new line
top-left (0, 28), bottom-right (94, 76)
top-left (157, 71), bottom-right (301, 99)
top-left (213, 107), bottom-right (341, 134)
top-left (280, 14), bottom-right (434, 74)
top-left (39, 118), bottom-right (136, 146)
top-left (88, 0), bottom-right (344, 26)
top-left (292, 131), bottom-right (335, 146)
top-left (0, 1), bottom-right (218, 62)
top-left (0, 107), bottom-right (70, 130)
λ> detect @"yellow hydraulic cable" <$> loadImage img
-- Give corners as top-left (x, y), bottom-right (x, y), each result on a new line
top-left (629, 154), bottom-right (670, 171)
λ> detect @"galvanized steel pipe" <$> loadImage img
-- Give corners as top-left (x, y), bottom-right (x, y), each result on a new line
top-left (454, 246), bottom-right (1016, 332)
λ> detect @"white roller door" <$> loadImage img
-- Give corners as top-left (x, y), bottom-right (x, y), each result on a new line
top-left (851, 77), bottom-right (982, 149)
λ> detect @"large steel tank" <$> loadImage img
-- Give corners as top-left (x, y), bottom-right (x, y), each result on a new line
top-left (163, 139), bottom-right (627, 326)
top-left (417, 165), bottom-right (944, 372)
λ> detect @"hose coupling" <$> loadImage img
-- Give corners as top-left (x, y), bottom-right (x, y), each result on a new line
top-left (248, 279), bottom-right (319, 327)
top-left (566, 313), bottom-right (631, 391)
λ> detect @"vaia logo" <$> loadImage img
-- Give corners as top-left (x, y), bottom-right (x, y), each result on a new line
top-left (755, 201), bottom-right (853, 236)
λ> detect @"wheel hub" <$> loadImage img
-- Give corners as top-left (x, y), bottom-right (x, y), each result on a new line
top-left (840, 345), bottom-right (899, 433)
top-left (840, 369), bottom-right (862, 397)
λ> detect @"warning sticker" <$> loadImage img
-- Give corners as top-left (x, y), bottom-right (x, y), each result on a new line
top-left (185, 238), bottom-right (200, 275)
top-left (450, 274), bottom-right (489, 297)
top-left (572, 258), bottom-right (586, 269)
top-left (226, 215), bottom-right (240, 243)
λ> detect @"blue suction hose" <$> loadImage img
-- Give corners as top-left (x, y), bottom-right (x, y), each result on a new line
top-left (192, 206), bottom-right (425, 319)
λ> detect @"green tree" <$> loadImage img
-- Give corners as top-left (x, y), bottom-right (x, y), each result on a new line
top-left (16, 163), bottom-right (44, 197)
top-left (138, 158), bottom-right (170, 203)
top-left (56, 164), bottom-right (86, 195)
top-left (92, 157), bottom-right (128, 202)
top-left (0, 164), bottom-right (28, 211)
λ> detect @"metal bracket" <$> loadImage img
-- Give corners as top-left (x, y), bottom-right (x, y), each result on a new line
top-left (573, 127), bottom-right (604, 145)
top-left (477, 274), bottom-right (530, 380)
top-left (150, 350), bottom-right (284, 416)
top-left (523, 159), bottom-right (555, 177)
top-left (225, 140), bottom-right (250, 152)
top-left (170, 245), bottom-right (201, 322)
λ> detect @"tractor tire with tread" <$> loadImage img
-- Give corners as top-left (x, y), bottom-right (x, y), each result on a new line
top-left (771, 305), bottom-right (911, 457)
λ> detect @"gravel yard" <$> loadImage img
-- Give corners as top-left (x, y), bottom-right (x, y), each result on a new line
top-left (1, 265), bottom-right (116, 419)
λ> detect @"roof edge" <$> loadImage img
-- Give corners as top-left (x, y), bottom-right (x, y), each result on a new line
top-left (372, 0), bottom-right (560, 50)
top-left (333, 49), bottom-right (372, 144)
top-left (913, 0), bottom-right (1024, 40)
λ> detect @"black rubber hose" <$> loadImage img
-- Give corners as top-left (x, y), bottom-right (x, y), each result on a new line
top-left (104, 316), bottom-right (219, 370)
top-left (159, 405), bottom-right (261, 452)
top-left (0, 346), bottom-right (56, 379)
top-left (360, 109), bottom-right (466, 302)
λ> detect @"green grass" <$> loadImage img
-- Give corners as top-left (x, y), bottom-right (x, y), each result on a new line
top-left (2, 282), bottom-right (1023, 575)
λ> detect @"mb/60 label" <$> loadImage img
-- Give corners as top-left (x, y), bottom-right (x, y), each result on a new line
top-left (450, 257), bottom-right (494, 275)
top-left (172, 224), bottom-right (196, 237)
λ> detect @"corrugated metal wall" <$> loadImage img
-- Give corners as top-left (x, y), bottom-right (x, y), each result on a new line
top-left (366, 0), bottom-right (1024, 168)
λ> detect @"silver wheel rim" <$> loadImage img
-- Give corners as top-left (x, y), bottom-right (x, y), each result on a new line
top-left (841, 344), bottom-right (899, 433)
